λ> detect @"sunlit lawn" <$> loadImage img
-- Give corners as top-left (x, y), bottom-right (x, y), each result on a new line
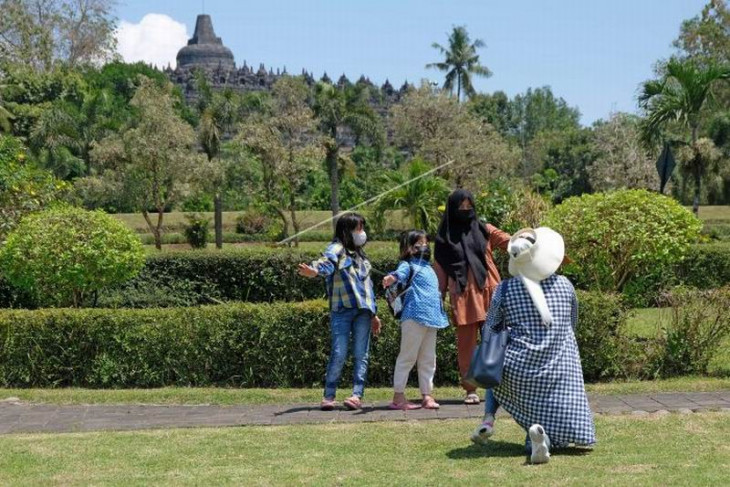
top-left (0, 413), bottom-right (727, 486)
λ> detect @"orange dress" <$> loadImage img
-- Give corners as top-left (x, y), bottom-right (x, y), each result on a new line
top-left (434, 224), bottom-right (511, 393)
top-left (434, 224), bottom-right (511, 326)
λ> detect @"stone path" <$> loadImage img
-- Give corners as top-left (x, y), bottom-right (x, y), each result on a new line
top-left (1, 391), bottom-right (729, 435)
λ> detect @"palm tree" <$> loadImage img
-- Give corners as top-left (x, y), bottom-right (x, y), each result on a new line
top-left (197, 82), bottom-right (239, 249)
top-left (639, 57), bottom-right (730, 215)
top-left (314, 82), bottom-right (384, 224)
top-left (375, 159), bottom-right (450, 234)
top-left (427, 26), bottom-right (492, 102)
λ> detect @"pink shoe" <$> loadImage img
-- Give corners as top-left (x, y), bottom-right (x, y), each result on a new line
top-left (343, 396), bottom-right (362, 410)
top-left (320, 398), bottom-right (336, 411)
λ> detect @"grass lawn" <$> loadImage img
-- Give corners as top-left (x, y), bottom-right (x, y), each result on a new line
top-left (696, 205), bottom-right (730, 223)
top-left (0, 413), bottom-right (727, 486)
top-left (1, 377), bottom-right (729, 406)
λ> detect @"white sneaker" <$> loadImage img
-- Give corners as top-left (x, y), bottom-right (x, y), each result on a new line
top-left (529, 424), bottom-right (550, 464)
top-left (470, 420), bottom-right (495, 445)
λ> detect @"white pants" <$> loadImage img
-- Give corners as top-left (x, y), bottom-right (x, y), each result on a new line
top-left (393, 320), bottom-right (438, 395)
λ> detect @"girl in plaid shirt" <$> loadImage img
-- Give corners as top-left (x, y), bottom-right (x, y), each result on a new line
top-left (298, 213), bottom-right (382, 411)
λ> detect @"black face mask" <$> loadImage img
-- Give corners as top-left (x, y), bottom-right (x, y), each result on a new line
top-left (414, 244), bottom-right (431, 261)
top-left (456, 208), bottom-right (475, 223)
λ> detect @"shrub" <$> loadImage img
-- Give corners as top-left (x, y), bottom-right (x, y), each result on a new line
top-left (543, 189), bottom-right (702, 302)
top-left (0, 205), bottom-right (145, 307)
top-left (183, 213), bottom-right (210, 249)
top-left (676, 242), bottom-right (730, 290)
top-left (0, 291), bottom-right (625, 387)
top-left (651, 287), bottom-right (730, 377)
top-left (235, 210), bottom-right (271, 235)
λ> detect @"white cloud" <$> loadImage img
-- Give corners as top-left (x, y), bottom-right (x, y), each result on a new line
top-left (115, 14), bottom-right (189, 69)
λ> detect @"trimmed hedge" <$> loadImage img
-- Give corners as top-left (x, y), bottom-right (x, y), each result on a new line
top-left (0, 292), bottom-right (626, 388)
top-left (1, 243), bottom-right (728, 309)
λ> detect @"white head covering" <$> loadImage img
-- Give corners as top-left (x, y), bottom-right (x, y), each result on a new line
top-left (507, 227), bottom-right (565, 326)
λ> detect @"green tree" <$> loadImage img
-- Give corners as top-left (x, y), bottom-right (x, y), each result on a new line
top-left (391, 83), bottom-right (517, 189)
top-left (374, 159), bottom-right (449, 234)
top-left (675, 0), bottom-right (730, 64)
top-left (91, 77), bottom-right (204, 250)
top-left (0, 134), bottom-right (67, 241)
top-left (313, 82), bottom-right (383, 223)
top-left (195, 72), bottom-right (240, 249)
top-left (0, 205), bottom-right (144, 307)
top-left (426, 25), bottom-right (492, 101)
top-left (238, 76), bottom-right (324, 245)
top-left (639, 57), bottom-right (730, 214)
top-left (0, 0), bottom-right (118, 71)
top-left (510, 86), bottom-right (581, 149)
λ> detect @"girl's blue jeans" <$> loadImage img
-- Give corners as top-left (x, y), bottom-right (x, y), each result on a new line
top-left (484, 388), bottom-right (499, 415)
top-left (324, 308), bottom-right (372, 399)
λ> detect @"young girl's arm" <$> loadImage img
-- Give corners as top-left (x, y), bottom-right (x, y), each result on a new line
top-left (382, 260), bottom-right (411, 288)
top-left (298, 243), bottom-right (340, 278)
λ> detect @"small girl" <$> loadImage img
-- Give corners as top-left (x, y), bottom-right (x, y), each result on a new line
top-left (298, 213), bottom-right (382, 411)
top-left (382, 230), bottom-right (449, 410)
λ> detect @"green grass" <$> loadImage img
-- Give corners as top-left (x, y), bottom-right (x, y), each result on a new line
top-left (142, 240), bottom-right (400, 254)
top-left (696, 205), bottom-right (730, 223)
top-left (0, 413), bottom-right (727, 486)
top-left (1, 377), bottom-right (728, 406)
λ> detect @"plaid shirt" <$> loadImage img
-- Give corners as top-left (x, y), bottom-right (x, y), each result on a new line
top-left (311, 242), bottom-right (377, 314)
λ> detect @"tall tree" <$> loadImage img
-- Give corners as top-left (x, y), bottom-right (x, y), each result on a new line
top-left (195, 73), bottom-right (239, 249)
top-left (426, 25), bottom-right (492, 101)
top-left (675, 0), bottom-right (730, 64)
top-left (0, 0), bottom-right (118, 71)
top-left (238, 76), bottom-right (324, 245)
top-left (639, 57), bottom-right (730, 214)
top-left (391, 83), bottom-right (517, 189)
top-left (91, 77), bottom-right (204, 250)
top-left (313, 82), bottom-right (383, 224)
top-left (588, 113), bottom-right (659, 192)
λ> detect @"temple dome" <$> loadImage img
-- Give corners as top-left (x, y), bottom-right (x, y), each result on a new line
top-left (176, 15), bottom-right (235, 70)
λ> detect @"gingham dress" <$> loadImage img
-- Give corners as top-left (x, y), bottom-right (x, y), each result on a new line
top-left (489, 274), bottom-right (596, 447)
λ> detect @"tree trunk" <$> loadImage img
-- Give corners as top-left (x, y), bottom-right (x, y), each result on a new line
top-left (327, 129), bottom-right (340, 229)
top-left (691, 125), bottom-right (700, 217)
top-left (289, 192), bottom-right (300, 248)
top-left (214, 192), bottom-right (223, 249)
top-left (142, 210), bottom-right (162, 250)
top-left (273, 206), bottom-right (289, 243)
top-left (457, 72), bottom-right (461, 102)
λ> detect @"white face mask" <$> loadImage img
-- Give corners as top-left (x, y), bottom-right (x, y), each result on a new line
top-left (352, 231), bottom-right (367, 247)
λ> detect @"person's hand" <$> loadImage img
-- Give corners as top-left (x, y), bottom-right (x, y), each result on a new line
top-left (509, 237), bottom-right (533, 258)
top-left (382, 275), bottom-right (397, 288)
top-left (371, 315), bottom-right (382, 336)
top-left (297, 263), bottom-right (318, 278)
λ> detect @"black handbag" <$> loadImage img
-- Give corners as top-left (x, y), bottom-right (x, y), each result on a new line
top-left (464, 280), bottom-right (510, 389)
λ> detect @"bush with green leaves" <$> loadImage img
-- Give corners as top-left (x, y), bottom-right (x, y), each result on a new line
top-left (651, 287), bottom-right (730, 378)
top-left (0, 291), bottom-right (628, 387)
top-left (183, 213), bottom-right (210, 249)
top-left (543, 189), bottom-right (702, 304)
top-left (0, 205), bottom-right (145, 307)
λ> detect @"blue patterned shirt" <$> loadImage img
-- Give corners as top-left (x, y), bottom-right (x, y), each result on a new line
top-left (311, 242), bottom-right (377, 314)
top-left (389, 258), bottom-right (449, 328)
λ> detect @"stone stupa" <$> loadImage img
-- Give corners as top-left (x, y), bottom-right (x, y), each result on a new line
top-left (176, 14), bottom-right (236, 70)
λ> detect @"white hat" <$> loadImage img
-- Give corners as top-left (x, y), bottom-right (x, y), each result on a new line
top-left (507, 227), bottom-right (565, 326)
top-left (508, 227), bottom-right (565, 281)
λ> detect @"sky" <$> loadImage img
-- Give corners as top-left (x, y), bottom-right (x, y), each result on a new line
top-left (115, 0), bottom-right (708, 125)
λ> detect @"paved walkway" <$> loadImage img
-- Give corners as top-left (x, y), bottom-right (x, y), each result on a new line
top-left (1, 391), bottom-right (729, 435)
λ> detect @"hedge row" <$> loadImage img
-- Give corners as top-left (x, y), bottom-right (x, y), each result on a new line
top-left (0, 293), bottom-right (627, 388)
top-left (1, 243), bottom-right (728, 309)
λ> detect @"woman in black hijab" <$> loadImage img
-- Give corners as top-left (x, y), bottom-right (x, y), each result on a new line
top-left (434, 189), bottom-right (511, 404)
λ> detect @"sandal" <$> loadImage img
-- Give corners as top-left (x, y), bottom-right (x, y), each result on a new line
top-left (343, 396), bottom-right (362, 410)
top-left (422, 398), bottom-right (440, 409)
top-left (464, 393), bottom-right (480, 405)
top-left (320, 398), bottom-right (336, 411)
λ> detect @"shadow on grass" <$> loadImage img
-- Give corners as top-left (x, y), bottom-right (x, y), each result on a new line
top-left (447, 441), bottom-right (526, 459)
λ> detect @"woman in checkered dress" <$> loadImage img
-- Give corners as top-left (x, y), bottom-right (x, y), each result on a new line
top-left (472, 228), bottom-right (596, 461)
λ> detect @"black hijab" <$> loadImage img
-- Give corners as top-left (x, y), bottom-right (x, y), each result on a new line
top-left (434, 189), bottom-right (489, 294)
